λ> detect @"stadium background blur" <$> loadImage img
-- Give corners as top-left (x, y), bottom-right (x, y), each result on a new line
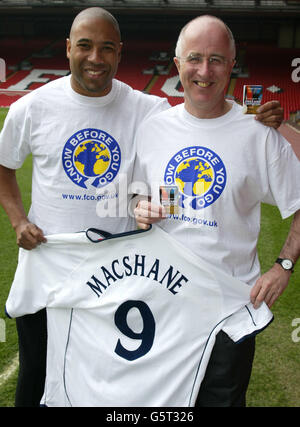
top-left (0, 0), bottom-right (300, 128)
top-left (0, 0), bottom-right (300, 407)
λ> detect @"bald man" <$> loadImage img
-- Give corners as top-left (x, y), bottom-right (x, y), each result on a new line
top-left (133, 15), bottom-right (300, 406)
top-left (0, 7), bottom-right (169, 406)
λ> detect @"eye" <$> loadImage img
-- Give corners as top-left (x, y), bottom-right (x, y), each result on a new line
top-left (188, 55), bottom-right (202, 64)
top-left (77, 43), bottom-right (90, 50)
top-left (209, 56), bottom-right (225, 65)
top-left (102, 45), bottom-right (116, 53)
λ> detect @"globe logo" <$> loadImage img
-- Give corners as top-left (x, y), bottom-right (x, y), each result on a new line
top-left (164, 146), bottom-right (226, 210)
top-left (62, 128), bottom-right (121, 189)
top-left (74, 141), bottom-right (110, 178)
top-left (175, 157), bottom-right (214, 197)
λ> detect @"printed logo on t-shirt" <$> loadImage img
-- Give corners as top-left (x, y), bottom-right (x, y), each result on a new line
top-left (62, 128), bottom-right (121, 189)
top-left (164, 146), bottom-right (226, 210)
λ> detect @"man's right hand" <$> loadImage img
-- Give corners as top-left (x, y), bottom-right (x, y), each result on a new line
top-left (0, 165), bottom-right (47, 250)
top-left (134, 200), bottom-right (166, 230)
top-left (15, 220), bottom-right (47, 250)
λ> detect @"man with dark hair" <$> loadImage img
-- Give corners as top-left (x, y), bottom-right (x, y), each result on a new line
top-left (0, 7), bottom-right (169, 406)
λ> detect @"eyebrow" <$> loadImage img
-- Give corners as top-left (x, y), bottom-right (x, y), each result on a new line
top-left (76, 38), bottom-right (117, 47)
top-left (77, 38), bottom-right (90, 43)
top-left (188, 52), bottom-right (226, 59)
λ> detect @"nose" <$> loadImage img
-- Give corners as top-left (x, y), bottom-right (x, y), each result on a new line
top-left (196, 58), bottom-right (211, 77)
top-left (88, 47), bottom-right (104, 64)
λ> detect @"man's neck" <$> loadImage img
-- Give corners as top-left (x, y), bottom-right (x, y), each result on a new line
top-left (185, 99), bottom-right (232, 119)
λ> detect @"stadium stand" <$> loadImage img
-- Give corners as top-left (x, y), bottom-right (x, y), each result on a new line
top-left (0, 37), bottom-right (69, 105)
top-left (0, 1), bottom-right (299, 130)
top-left (1, 39), bottom-right (300, 120)
top-left (232, 45), bottom-right (300, 121)
top-left (117, 39), bottom-right (175, 91)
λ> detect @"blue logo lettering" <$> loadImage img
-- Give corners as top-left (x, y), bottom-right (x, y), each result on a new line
top-left (62, 128), bottom-right (121, 189)
top-left (164, 146), bottom-right (226, 210)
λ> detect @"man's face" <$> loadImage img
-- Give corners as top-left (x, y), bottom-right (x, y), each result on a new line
top-left (67, 17), bottom-right (122, 97)
top-left (174, 20), bottom-right (235, 118)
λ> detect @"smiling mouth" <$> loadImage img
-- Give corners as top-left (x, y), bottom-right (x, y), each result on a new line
top-left (85, 69), bottom-right (105, 77)
top-left (195, 81), bottom-right (211, 88)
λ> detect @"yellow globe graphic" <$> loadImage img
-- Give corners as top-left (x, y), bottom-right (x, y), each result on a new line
top-left (175, 157), bottom-right (214, 196)
top-left (74, 140), bottom-right (110, 177)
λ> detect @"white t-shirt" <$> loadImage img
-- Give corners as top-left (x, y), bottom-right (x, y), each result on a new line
top-left (6, 226), bottom-right (273, 407)
top-left (132, 101), bottom-right (300, 286)
top-left (0, 75), bottom-right (169, 234)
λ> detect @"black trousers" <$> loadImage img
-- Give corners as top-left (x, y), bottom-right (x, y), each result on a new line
top-left (14, 311), bottom-right (254, 407)
top-left (15, 308), bottom-right (47, 407)
top-left (196, 330), bottom-right (256, 407)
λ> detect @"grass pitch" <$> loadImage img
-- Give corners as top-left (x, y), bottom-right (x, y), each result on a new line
top-left (0, 107), bottom-right (299, 407)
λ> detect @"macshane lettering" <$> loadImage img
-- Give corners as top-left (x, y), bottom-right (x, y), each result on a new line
top-left (87, 253), bottom-right (189, 297)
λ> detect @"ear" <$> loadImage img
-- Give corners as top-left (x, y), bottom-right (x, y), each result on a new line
top-left (229, 59), bottom-right (236, 73)
top-left (118, 42), bottom-right (123, 64)
top-left (66, 38), bottom-right (71, 59)
top-left (174, 56), bottom-right (181, 74)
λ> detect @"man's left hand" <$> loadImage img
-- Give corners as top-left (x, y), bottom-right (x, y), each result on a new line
top-left (250, 263), bottom-right (290, 309)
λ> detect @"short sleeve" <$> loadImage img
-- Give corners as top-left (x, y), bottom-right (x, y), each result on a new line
top-left (263, 129), bottom-right (300, 218)
top-left (0, 101), bottom-right (31, 169)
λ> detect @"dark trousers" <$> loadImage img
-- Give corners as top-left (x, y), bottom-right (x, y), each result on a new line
top-left (196, 330), bottom-right (256, 407)
top-left (15, 309), bottom-right (47, 407)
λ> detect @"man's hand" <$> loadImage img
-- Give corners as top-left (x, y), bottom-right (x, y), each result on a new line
top-left (134, 200), bottom-right (166, 230)
top-left (250, 263), bottom-right (290, 309)
top-left (0, 165), bottom-right (46, 250)
top-left (15, 220), bottom-right (46, 250)
top-left (255, 100), bottom-right (283, 129)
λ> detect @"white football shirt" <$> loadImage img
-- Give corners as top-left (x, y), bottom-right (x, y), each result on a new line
top-left (6, 226), bottom-right (273, 407)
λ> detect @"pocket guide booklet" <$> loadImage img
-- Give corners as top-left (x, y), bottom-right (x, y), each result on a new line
top-left (242, 85), bottom-right (263, 114)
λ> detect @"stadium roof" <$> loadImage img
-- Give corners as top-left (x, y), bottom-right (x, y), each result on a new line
top-left (0, 0), bottom-right (299, 10)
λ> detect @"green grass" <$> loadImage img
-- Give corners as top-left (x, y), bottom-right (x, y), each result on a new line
top-left (0, 107), bottom-right (299, 407)
top-left (0, 109), bottom-right (8, 125)
top-left (0, 107), bottom-right (33, 406)
top-left (246, 205), bottom-right (300, 407)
